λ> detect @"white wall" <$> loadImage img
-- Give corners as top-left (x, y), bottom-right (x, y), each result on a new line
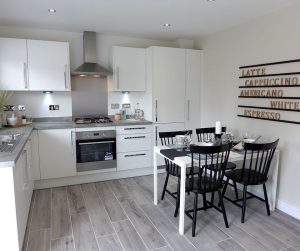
top-left (0, 25), bottom-right (178, 118)
top-left (196, 4), bottom-right (300, 218)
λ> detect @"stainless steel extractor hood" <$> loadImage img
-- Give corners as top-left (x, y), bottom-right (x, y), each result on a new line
top-left (72, 31), bottom-right (111, 77)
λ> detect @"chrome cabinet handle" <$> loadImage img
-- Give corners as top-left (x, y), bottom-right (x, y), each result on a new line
top-left (155, 100), bottom-right (158, 122)
top-left (187, 100), bottom-right (190, 121)
top-left (78, 140), bottom-right (115, 145)
top-left (24, 63), bottom-right (28, 89)
top-left (124, 136), bottom-right (146, 139)
top-left (22, 149), bottom-right (29, 190)
top-left (155, 126), bottom-right (158, 146)
top-left (124, 153), bottom-right (146, 158)
top-left (124, 127), bottom-right (146, 130)
top-left (64, 64), bottom-right (67, 89)
top-left (117, 66), bottom-right (120, 89)
top-left (71, 131), bottom-right (74, 155)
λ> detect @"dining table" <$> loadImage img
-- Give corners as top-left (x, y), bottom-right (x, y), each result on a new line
top-left (153, 144), bottom-right (280, 235)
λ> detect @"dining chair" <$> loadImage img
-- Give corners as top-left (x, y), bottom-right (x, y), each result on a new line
top-left (196, 127), bottom-right (239, 201)
top-left (185, 143), bottom-right (232, 237)
top-left (221, 139), bottom-right (279, 223)
top-left (159, 130), bottom-right (193, 217)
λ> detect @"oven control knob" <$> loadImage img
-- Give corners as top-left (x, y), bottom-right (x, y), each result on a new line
top-left (102, 132), bottom-right (106, 137)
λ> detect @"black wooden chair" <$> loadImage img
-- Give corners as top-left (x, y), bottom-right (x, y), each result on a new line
top-left (196, 127), bottom-right (239, 201)
top-left (222, 139), bottom-right (279, 223)
top-left (159, 130), bottom-right (193, 217)
top-left (185, 143), bottom-right (232, 237)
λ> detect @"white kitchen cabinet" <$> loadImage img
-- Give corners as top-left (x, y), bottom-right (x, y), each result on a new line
top-left (27, 40), bottom-right (70, 91)
top-left (111, 46), bottom-right (146, 91)
top-left (185, 49), bottom-right (202, 140)
top-left (117, 151), bottom-right (152, 171)
top-left (38, 129), bottom-right (76, 179)
top-left (116, 125), bottom-right (152, 171)
top-left (13, 138), bottom-right (34, 250)
top-left (0, 38), bottom-right (29, 91)
top-left (147, 46), bottom-right (186, 123)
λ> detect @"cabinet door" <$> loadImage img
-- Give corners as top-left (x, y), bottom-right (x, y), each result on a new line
top-left (112, 46), bottom-right (146, 91)
top-left (151, 47), bottom-right (185, 123)
top-left (27, 40), bottom-right (70, 91)
top-left (39, 129), bottom-right (76, 179)
top-left (0, 38), bottom-right (28, 90)
top-left (13, 150), bottom-right (28, 249)
top-left (185, 49), bottom-right (202, 141)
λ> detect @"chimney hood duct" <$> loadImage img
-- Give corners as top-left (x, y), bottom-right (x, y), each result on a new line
top-left (72, 31), bottom-right (111, 77)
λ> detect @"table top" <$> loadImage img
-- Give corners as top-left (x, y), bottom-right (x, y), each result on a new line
top-left (154, 145), bottom-right (279, 167)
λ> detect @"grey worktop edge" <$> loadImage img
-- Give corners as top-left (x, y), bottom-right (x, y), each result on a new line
top-left (0, 126), bottom-right (33, 168)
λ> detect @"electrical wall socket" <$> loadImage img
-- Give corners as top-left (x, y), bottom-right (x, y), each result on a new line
top-left (122, 103), bottom-right (131, 109)
top-left (3, 105), bottom-right (15, 111)
top-left (18, 105), bottom-right (25, 111)
top-left (49, 105), bottom-right (60, 111)
top-left (111, 103), bottom-right (120, 109)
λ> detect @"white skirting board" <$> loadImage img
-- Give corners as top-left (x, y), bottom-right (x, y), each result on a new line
top-left (276, 200), bottom-right (300, 220)
top-left (34, 167), bottom-right (165, 189)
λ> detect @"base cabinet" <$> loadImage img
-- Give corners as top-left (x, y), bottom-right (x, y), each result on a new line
top-left (116, 125), bottom-right (152, 171)
top-left (38, 129), bottom-right (76, 179)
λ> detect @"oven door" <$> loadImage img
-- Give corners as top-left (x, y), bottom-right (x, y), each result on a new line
top-left (76, 138), bottom-right (117, 172)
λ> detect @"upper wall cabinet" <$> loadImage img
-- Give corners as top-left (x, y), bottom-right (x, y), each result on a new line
top-left (0, 37), bottom-right (70, 91)
top-left (27, 40), bottom-right (70, 91)
top-left (148, 46), bottom-right (186, 123)
top-left (0, 38), bottom-right (29, 91)
top-left (111, 46), bottom-right (146, 92)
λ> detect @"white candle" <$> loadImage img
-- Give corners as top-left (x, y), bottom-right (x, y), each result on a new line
top-left (215, 121), bottom-right (222, 134)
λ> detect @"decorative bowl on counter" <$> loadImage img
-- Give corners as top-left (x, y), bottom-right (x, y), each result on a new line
top-left (7, 117), bottom-right (17, 126)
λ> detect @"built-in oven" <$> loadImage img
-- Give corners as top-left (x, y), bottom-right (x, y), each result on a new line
top-left (76, 130), bottom-right (116, 172)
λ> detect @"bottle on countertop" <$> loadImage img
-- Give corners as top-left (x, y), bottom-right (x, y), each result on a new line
top-left (134, 103), bottom-right (144, 120)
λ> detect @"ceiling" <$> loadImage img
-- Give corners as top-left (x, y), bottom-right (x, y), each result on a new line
top-left (0, 0), bottom-right (299, 40)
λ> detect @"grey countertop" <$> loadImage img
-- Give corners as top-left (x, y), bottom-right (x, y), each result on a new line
top-left (34, 119), bottom-right (152, 130)
top-left (0, 119), bottom-right (152, 168)
top-left (0, 126), bottom-right (33, 168)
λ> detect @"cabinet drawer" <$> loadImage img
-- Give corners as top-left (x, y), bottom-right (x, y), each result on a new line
top-left (116, 124), bottom-right (152, 135)
top-left (117, 151), bottom-right (152, 171)
top-left (117, 134), bottom-right (151, 153)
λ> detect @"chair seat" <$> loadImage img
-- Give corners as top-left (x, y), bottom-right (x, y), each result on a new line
top-left (226, 162), bottom-right (236, 170)
top-left (166, 165), bottom-right (199, 177)
top-left (225, 169), bottom-right (267, 185)
top-left (186, 176), bottom-right (222, 194)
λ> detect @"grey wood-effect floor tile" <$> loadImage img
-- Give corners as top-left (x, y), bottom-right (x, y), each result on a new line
top-left (94, 181), bottom-right (127, 222)
top-left (217, 239), bottom-right (247, 251)
top-left (141, 203), bottom-right (198, 251)
top-left (22, 191), bottom-right (36, 251)
top-left (51, 187), bottom-right (72, 239)
top-left (71, 212), bottom-right (99, 251)
top-left (113, 219), bottom-right (148, 251)
top-left (133, 176), bottom-right (156, 201)
top-left (107, 180), bottom-right (130, 198)
top-left (51, 236), bottom-right (74, 251)
top-left (216, 223), bottom-right (271, 251)
top-left (81, 183), bottom-right (114, 237)
top-left (119, 178), bottom-right (151, 205)
top-left (154, 246), bottom-right (174, 251)
top-left (30, 189), bottom-right (51, 230)
top-left (97, 234), bottom-right (124, 251)
top-left (225, 203), bottom-right (289, 250)
top-left (27, 229), bottom-right (51, 251)
top-left (157, 199), bottom-right (224, 251)
top-left (247, 212), bottom-right (300, 249)
top-left (67, 185), bottom-right (87, 215)
top-left (118, 196), bottom-right (168, 250)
